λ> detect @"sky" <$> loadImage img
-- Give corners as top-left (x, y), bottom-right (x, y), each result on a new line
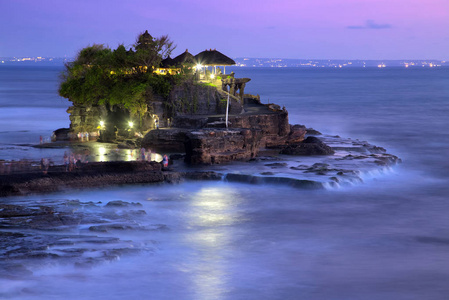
top-left (1, 0), bottom-right (448, 60)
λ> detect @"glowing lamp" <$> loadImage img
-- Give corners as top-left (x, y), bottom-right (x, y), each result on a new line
top-left (196, 64), bottom-right (203, 70)
top-left (128, 121), bottom-right (134, 128)
top-left (100, 121), bottom-right (104, 126)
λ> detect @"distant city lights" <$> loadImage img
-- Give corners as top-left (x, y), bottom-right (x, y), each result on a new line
top-left (234, 58), bottom-right (447, 68)
top-left (0, 56), bottom-right (447, 69)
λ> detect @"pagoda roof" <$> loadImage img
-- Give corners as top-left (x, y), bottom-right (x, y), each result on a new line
top-left (172, 49), bottom-right (195, 65)
top-left (194, 49), bottom-right (236, 66)
top-left (160, 56), bottom-right (175, 68)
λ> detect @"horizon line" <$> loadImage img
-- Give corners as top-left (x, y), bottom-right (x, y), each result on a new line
top-left (0, 56), bottom-right (447, 62)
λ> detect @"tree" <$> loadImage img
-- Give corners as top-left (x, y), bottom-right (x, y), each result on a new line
top-left (74, 44), bottom-right (111, 66)
top-left (111, 44), bottom-right (133, 70)
top-left (59, 30), bottom-right (180, 130)
top-left (133, 30), bottom-right (176, 71)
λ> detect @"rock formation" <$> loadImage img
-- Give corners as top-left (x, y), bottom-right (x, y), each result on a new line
top-left (0, 161), bottom-right (170, 197)
top-left (141, 102), bottom-right (292, 164)
top-left (64, 80), bottom-right (244, 142)
top-left (280, 136), bottom-right (335, 156)
top-left (168, 81), bottom-right (243, 116)
top-left (62, 73), bottom-right (335, 166)
top-left (185, 128), bottom-right (262, 164)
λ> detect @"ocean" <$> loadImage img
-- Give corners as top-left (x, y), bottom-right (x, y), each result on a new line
top-left (1, 64), bottom-right (449, 299)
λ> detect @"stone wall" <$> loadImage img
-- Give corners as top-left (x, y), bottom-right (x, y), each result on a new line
top-left (67, 105), bottom-right (107, 139)
top-left (141, 127), bottom-right (263, 165)
top-left (185, 128), bottom-right (263, 164)
top-left (141, 128), bottom-right (190, 152)
top-left (168, 82), bottom-right (243, 116)
top-left (141, 108), bottom-right (290, 164)
top-left (227, 110), bottom-right (290, 147)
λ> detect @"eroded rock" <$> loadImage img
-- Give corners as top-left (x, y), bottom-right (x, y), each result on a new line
top-left (280, 136), bottom-right (335, 156)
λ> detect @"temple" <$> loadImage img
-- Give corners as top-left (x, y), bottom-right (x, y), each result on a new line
top-left (154, 49), bottom-right (250, 103)
top-left (60, 36), bottom-right (265, 151)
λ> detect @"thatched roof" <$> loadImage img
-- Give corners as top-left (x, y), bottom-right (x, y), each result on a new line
top-left (160, 56), bottom-right (175, 68)
top-left (172, 49), bottom-right (195, 65)
top-left (194, 49), bottom-right (236, 66)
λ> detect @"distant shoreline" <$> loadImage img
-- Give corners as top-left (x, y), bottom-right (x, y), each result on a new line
top-left (1, 57), bottom-right (448, 68)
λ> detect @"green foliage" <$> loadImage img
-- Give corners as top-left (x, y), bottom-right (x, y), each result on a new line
top-left (133, 30), bottom-right (175, 71)
top-left (147, 75), bottom-right (172, 98)
top-left (200, 82), bottom-right (217, 87)
top-left (59, 30), bottom-right (181, 124)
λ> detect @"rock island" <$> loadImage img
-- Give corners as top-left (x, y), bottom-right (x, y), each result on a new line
top-left (0, 30), bottom-right (401, 196)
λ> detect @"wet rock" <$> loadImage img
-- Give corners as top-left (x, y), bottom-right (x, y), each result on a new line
top-left (286, 124), bottom-right (307, 144)
top-left (365, 144), bottom-right (386, 153)
top-left (264, 162), bottom-right (288, 168)
top-left (374, 155), bottom-right (401, 166)
top-left (330, 176), bottom-right (340, 183)
top-left (0, 200), bottom-right (164, 275)
top-left (128, 210), bottom-right (147, 216)
top-left (0, 161), bottom-right (166, 197)
top-left (336, 154), bottom-right (369, 160)
top-left (141, 128), bottom-right (190, 152)
top-left (183, 171), bottom-right (223, 181)
top-left (225, 173), bottom-right (323, 189)
top-left (337, 170), bottom-right (360, 176)
top-left (105, 201), bottom-right (143, 208)
top-left (89, 224), bottom-right (138, 232)
top-left (280, 136), bottom-right (335, 156)
top-left (302, 136), bottom-right (324, 144)
top-left (309, 163), bottom-right (329, 169)
top-left (305, 128), bottom-right (322, 135)
top-left (163, 172), bottom-right (183, 183)
top-left (290, 167), bottom-right (304, 171)
top-left (52, 128), bottom-right (71, 141)
top-left (185, 128), bottom-right (263, 164)
top-left (290, 164), bottom-right (309, 171)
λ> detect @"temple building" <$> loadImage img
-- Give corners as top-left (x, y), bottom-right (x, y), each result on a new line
top-left (154, 49), bottom-right (236, 78)
top-left (193, 49), bottom-right (236, 79)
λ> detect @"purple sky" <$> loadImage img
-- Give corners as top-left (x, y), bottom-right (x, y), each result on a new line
top-left (1, 0), bottom-right (448, 60)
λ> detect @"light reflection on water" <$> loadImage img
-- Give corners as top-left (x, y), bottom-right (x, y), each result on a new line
top-left (187, 186), bottom-right (239, 298)
top-left (2, 179), bottom-right (449, 299)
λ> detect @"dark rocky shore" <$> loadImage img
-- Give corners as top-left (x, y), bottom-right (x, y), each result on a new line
top-left (0, 160), bottom-right (323, 197)
top-left (0, 198), bottom-right (165, 279)
top-left (0, 161), bottom-right (177, 197)
top-left (0, 134), bottom-right (401, 198)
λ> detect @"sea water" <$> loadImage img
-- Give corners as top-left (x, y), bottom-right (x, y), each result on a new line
top-left (1, 65), bottom-right (449, 299)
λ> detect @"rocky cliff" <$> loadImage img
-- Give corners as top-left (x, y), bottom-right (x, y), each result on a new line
top-left (185, 128), bottom-right (262, 164)
top-left (168, 82), bottom-right (243, 116)
top-left (141, 105), bottom-right (292, 164)
top-left (66, 105), bottom-right (107, 139)
top-left (65, 81), bottom-right (244, 141)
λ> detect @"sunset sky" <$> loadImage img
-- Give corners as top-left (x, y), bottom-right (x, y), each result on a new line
top-left (1, 0), bottom-right (448, 59)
